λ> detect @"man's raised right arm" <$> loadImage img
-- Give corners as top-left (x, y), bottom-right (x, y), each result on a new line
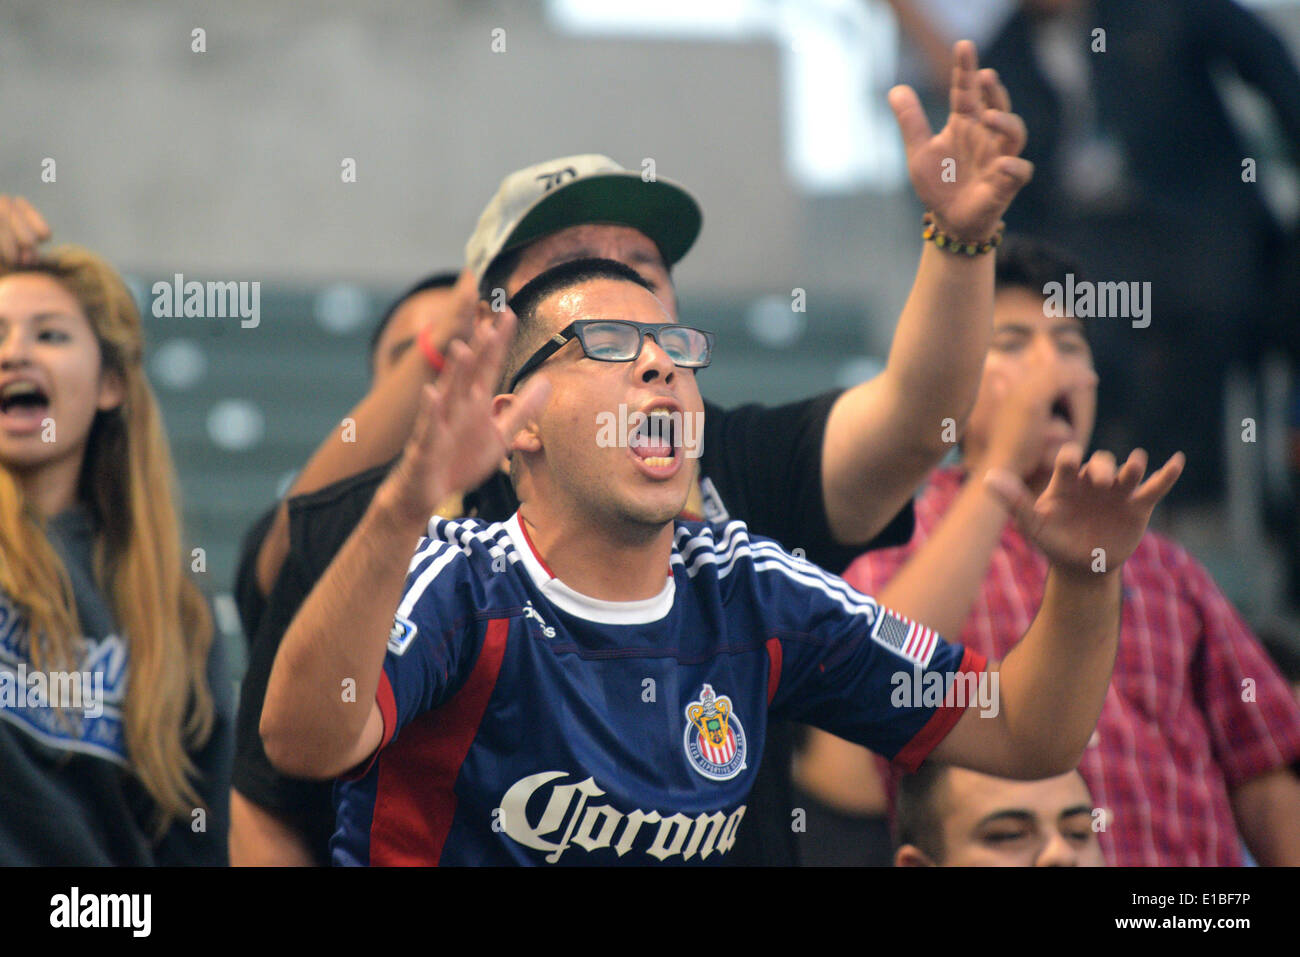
top-left (259, 478), bottom-right (427, 778)
top-left (253, 268), bottom-right (482, 596)
top-left (259, 311), bottom-right (550, 779)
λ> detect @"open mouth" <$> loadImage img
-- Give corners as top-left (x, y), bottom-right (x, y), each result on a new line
top-left (0, 381), bottom-right (51, 420)
top-left (1049, 394), bottom-right (1073, 428)
top-left (629, 406), bottom-right (679, 470)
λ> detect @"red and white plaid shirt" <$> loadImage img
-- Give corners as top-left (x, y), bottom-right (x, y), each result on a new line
top-left (845, 466), bottom-right (1300, 866)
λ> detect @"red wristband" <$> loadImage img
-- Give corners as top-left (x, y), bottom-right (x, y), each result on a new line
top-left (417, 325), bottom-right (446, 373)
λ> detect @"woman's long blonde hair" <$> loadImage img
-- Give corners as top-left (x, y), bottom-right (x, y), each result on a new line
top-left (0, 246), bottom-right (214, 837)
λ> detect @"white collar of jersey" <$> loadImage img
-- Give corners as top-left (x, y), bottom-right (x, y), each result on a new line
top-left (505, 512), bottom-right (675, 625)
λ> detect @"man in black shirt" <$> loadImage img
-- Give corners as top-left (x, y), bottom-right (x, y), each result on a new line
top-left (232, 41), bottom-right (1034, 864)
top-left (233, 272), bottom-right (461, 646)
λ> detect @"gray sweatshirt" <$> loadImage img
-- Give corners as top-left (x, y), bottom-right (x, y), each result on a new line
top-left (0, 507), bottom-right (233, 865)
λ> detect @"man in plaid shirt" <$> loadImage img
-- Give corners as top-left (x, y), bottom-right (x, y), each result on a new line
top-left (800, 237), bottom-right (1300, 865)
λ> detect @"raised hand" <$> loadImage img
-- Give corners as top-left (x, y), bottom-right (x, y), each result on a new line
top-left (970, 357), bottom-right (1099, 482)
top-left (889, 40), bottom-right (1032, 240)
top-left (381, 309), bottom-right (550, 529)
top-left (985, 444), bottom-right (1184, 577)
top-left (426, 264), bottom-right (481, 352)
top-left (0, 196), bottom-right (52, 266)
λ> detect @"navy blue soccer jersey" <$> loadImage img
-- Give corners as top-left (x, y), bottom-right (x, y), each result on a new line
top-left (331, 513), bottom-right (987, 865)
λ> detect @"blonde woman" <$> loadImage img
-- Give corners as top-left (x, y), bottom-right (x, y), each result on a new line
top-left (0, 196), bottom-right (232, 864)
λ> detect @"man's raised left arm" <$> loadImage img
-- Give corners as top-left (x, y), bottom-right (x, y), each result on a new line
top-left (929, 445), bottom-right (1183, 778)
top-left (822, 40), bottom-right (1032, 543)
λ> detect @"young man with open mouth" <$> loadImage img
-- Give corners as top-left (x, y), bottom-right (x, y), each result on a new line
top-left (260, 257), bottom-right (1182, 865)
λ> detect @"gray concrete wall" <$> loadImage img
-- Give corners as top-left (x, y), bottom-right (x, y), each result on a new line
top-left (7, 0), bottom-right (1297, 344)
top-left (0, 0), bottom-right (808, 295)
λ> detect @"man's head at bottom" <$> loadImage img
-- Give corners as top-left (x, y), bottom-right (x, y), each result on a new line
top-left (493, 258), bottom-right (709, 539)
top-left (894, 762), bottom-right (1104, 866)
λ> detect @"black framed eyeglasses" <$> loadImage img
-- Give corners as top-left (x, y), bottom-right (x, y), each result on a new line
top-left (507, 320), bottom-right (715, 392)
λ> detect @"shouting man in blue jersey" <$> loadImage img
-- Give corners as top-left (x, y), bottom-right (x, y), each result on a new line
top-left (238, 39), bottom-right (1038, 865)
top-left (262, 257), bottom-right (1183, 865)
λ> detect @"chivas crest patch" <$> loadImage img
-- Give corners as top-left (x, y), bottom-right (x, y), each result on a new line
top-left (683, 684), bottom-right (747, 781)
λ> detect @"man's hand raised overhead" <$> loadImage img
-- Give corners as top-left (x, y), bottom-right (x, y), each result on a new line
top-left (381, 309), bottom-right (551, 531)
top-left (890, 40), bottom-right (1033, 240)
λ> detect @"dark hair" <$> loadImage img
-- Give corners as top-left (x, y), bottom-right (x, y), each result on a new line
top-left (500, 257), bottom-right (658, 391)
top-left (480, 246), bottom-right (525, 302)
top-left (894, 762), bottom-right (950, 863)
top-left (994, 235), bottom-right (1091, 344)
top-left (367, 271), bottom-right (460, 375)
top-left (995, 235), bottom-right (1085, 294)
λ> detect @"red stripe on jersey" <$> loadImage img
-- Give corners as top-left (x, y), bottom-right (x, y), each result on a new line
top-left (517, 510), bottom-right (670, 579)
top-left (377, 674), bottom-right (398, 749)
top-left (514, 514), bottom-right (557, 578)
top-left (368, 617), bottom-right (510, 865)
top-left (765, 637), bottom-right (783, 706)
top-left (891, 647), bottom-right (989, 773)
top-left (339, 673), bottom-right (400, 782)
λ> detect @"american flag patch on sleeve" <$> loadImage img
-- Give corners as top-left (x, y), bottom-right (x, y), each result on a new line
top-left (870, 608), bottom-right (939, 668)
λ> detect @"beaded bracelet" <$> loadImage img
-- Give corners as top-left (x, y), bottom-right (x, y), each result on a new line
top-left (922, 212), bottom-right (1004, 256)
